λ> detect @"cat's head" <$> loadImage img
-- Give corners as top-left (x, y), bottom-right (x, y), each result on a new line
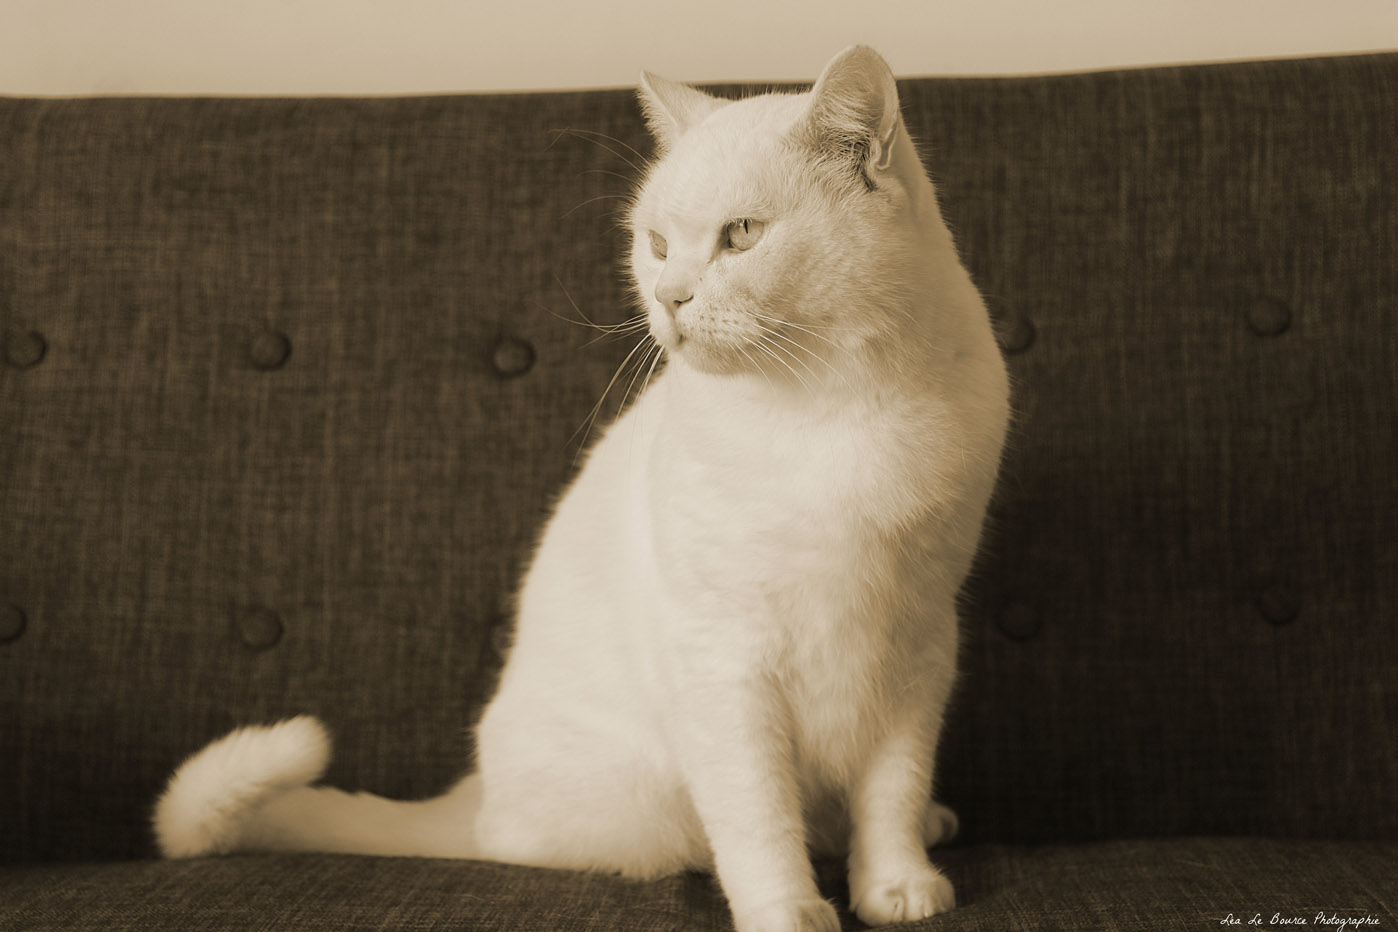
top-left (629, 46), bottom-right (937, 381)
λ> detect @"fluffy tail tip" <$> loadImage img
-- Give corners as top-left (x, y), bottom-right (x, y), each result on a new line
top-left (153, 715), bottom-right (331, 858)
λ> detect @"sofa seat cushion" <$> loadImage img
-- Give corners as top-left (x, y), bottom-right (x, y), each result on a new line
top-left (4, 837), bottom-right (1395, 931)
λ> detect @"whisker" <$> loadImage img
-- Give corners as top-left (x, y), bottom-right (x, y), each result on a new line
top-left (756, 324), bottom-right (835, 380)
top-left (755, 338), bottom-right (813, 393)
top-left (569, 335), bottom-right (655, 462)
top-left (773, 345), bottom-right (815, 394)
top-left (761, 333), bottom-right (821, 385)
top-left (581, 317), bottom-right (649, 348)
top-left (546, 273), bottom-right (643, 338)
top-left (563, 193), bottom-right (634, 220)
top-left (755, 322), bottom-right (813, 354)
top-left (638, 342), bottom-right (665, 401)
top-left (623, 342), bottom-right (667, 472)
top-left (735, 344), bottom-right (777, 392)
top-left (549, 127), bottom-right (647, 173)
top-left (754, 313), bottom-right (844, 349)
top-left (756, 322), bottom-right (853, 391)
top-left (580, 168), bottom-right (637, 185)
top-left (550, 272), bottom-right (589, 320)
top-left (753, 313), bottom-right (860, 333)
top-left (550, 126), bottom-right (648, 172)
top-left (544, 302), bottom-right (644, 337)
top-left (619, 339), bottom-right (661, 415)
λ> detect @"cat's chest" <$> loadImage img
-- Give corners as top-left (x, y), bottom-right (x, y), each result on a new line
top-left (635, 380), bottom-right (958, 775)
top-left (650, 390), bottom-right (940, 571)
top-left (640, 402), bottom-right (956, 696)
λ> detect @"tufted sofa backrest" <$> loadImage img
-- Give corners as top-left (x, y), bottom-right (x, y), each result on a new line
top-left (2, 54), bottom-right (1396, 862)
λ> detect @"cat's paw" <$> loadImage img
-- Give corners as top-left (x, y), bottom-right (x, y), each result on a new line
top-left (733, 897), bottom-right (841, 932)
top-left (921, 800), bottom-right (960, 848)
top-left (850, 864), bottom-right (955, 926)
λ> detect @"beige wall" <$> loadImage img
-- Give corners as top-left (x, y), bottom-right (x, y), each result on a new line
top-left (2, 0), bottom-right (1395, 95)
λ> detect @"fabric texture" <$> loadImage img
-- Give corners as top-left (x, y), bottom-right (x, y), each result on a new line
top-left (1, 52), bottom-right (1395, 878)
top-left (3, 839), bottom-right (1396, 931)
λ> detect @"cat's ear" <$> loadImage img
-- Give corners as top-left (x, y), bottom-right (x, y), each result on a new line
top-left (637, 71), bottom-right (725, 153)
top-left (795, 45), bottom-right (903, 188)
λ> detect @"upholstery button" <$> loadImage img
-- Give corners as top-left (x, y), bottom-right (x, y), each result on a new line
top-left (1246, 297), bottom-right (1291, 337)
top-left (995, 316), bottom-right (1035, 355)
top-left (492, 337), bottom-right (536, 377)
top-left (0, 603), bottom-right (26, 644)
top-left (1255, 585), bottom-right (1300, 625)
top-left (248, 329), bottom-right (292, 370)
top-left (3, 330), bottom-right (48, 369)
top-left (996, 601), bottom-right (1041, 640)
top-left (236, 607), bottom-right (284, 650)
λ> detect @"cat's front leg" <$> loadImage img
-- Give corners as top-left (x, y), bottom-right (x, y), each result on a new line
top-left (671, 674), bottom-right (839, 932)
top-left (847, 695), bottom-right (956, 925)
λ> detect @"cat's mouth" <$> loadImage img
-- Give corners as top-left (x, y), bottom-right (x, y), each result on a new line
top-left (654, 312), bottom-right (704, 355)
top-left (651, 305), bottom-right (759, 376)
top-left (668, 332), bottom-right (758, 377)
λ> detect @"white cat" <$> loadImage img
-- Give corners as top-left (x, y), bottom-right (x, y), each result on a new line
top-left (154, 45), bottom-right (1010, 932)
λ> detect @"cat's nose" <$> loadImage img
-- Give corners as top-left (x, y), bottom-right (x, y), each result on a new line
top-left (654, 280), bottom-right (693, 315)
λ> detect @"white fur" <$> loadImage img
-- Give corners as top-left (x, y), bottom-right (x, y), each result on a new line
top-left (154, 46), bottom-right (1009, 932)
top-left (154, 716), bottom-right (330, 857)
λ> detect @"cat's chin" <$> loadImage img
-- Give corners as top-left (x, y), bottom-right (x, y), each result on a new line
top-left (670, 339), bottom-right (754, 378)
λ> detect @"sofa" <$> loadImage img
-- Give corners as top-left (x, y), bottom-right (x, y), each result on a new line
top-left (2, 51), bottom-right (1395, 931)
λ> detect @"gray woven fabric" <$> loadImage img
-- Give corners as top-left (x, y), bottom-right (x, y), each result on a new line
top-left (3, 839), bottom-right (1395, 931)
top-left (1, 52), bottom-right (1396, 868)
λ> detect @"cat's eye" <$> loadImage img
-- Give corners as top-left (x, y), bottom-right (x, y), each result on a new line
top-left (648, 230), bottom-right (668, 260)
top-left (724, 219), bottom-right (765, 251)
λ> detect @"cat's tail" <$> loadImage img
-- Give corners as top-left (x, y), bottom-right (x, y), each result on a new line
top-left (153, 716), bottom-right (481, 859)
